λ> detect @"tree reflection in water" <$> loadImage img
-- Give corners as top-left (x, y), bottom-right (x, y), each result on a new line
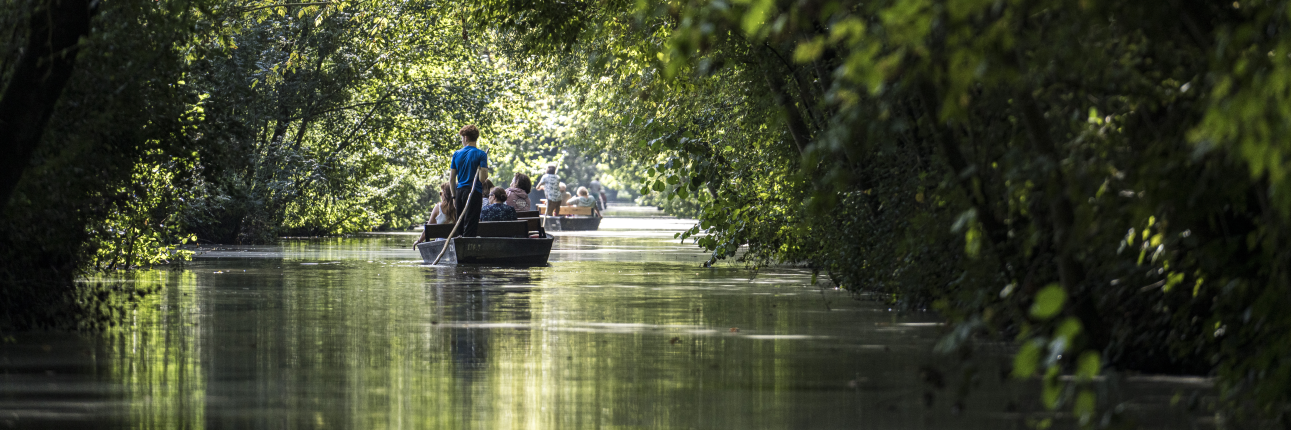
top-left (0, 232), bottom-right (1213, 429)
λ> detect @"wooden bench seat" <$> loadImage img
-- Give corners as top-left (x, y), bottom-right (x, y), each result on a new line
top-left (536, 204), bottom-right (596, 216)
top-left (518, 217), bottom-right (541, 232)
top-left (561, 206), bottom-right (596, 216)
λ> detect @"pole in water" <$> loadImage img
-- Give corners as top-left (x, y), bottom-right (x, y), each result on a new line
top-left (432, 176), bottom-right (477, 265)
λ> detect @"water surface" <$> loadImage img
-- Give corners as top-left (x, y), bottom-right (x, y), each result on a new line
top-left (0, 216), bottom-right (1212, 429)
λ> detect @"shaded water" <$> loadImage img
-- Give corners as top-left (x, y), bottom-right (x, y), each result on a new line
top-left (1, 216), bottom-right (1212, 429)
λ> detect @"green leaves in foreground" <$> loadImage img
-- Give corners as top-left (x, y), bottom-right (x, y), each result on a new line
top-left (1013, 339), bottom-right (1043, 378)
top-left (1077, 351), bottom-right (1101, 381)
top-left (1074, 388), bottom-right (1097, 425)
top-left (1015, 342), bottom-right (1104, 424)
top-left (1030, 284), bottom-right (1066, 320)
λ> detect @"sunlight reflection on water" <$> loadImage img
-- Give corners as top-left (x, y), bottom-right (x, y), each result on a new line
top-left (0, 216), bottom-right (1214, 429)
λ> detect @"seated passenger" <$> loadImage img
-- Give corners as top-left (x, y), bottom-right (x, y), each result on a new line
top-left (480, 187), bottom-right (518, 221)
top-left (556, 182), bottom-right (572, 206)
top-left (480, 178), bottom-right (495, 207)
top-left (413, 183), bottom-right (458, 248)
top-left (427, 183), bottom-right (457, 225)
top-left (567, 186), bottom-right (596, 207)
top-left (566, 187), bottom-right (603, 217)
top-left (506, 173), bottom-right (531, 211)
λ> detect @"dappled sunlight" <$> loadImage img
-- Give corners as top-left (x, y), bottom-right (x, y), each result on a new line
top-left (3, 0), bottom-right (1278, 425)
top-left (0, 222), bottom-right (1211, 429)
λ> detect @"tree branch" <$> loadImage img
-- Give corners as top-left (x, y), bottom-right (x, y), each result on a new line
top-left (1016, 89), bottom-right (1109, 353)
top-left (917, 81), bottom-right (1011, 252)
top-left (759, 46), bottom-right (812, 155)
top-left (238, 2), bottom-right (330, 13)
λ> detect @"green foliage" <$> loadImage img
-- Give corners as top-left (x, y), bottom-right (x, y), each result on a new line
top-left (88, 156), bottom-right (198, 271)
top-left (1029, 284), bottom-right (1066, 321)
top-left (0, 0), bottom-right (547, 328)
top-left (1013, 340), bottom-right (1042, 379)
top-left (178, 0), bottom-right (525, 242)
top-left (0, 0), bottom-right (210, 328)
top-left (6, 0), bottom-right (1291, 423)
top-left (470, 0), bottom-right (1291, 424)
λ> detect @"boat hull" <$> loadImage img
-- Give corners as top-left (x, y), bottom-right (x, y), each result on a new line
top-left (542, 216), bottom-right (601, 232)
top-left (417, 237), bottom-right (554, 265)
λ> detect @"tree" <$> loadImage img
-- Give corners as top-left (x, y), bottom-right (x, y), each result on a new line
top-left (0, 0), bottom-right (542, 328)
top-left (0, 0), bottom-right (94, 212)
top-left (472, 0), bottom-right (1291, 424)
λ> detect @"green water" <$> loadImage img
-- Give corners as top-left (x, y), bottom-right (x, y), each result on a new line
top-left (0, 218), bottom-right (1211, 429)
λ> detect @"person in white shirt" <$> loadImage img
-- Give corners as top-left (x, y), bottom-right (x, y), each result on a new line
top-left (536, 165), bottom-right (560, 216)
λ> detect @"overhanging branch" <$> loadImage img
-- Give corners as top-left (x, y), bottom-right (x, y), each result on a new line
top-left (238, 2), bottom-right (330, 13)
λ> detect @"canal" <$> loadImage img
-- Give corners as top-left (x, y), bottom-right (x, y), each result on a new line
top-left (0, 213), bottom-right (1211, 429)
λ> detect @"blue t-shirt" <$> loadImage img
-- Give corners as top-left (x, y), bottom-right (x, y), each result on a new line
top-left (450, 145), bottom-right (489, 189)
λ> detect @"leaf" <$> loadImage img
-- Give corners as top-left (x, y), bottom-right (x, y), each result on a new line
top-left (1163, 272), bottom-right (1185, 292)
top-left (652, 181), bottom-right (665, 192)
top-left (793, 36), bottom-right (827, 63)
top-left (1054, 317), bottom-right (1082, 343)
top-left (1076, 351), bottom-right (1101, 381)
top-left (1030, 284), bottom-right (1066, 320)
top-left (742, 0), bottom-right (776, 36)
top-left (964, 224), bottom-right (982, 259)
top-left (829, 17), bottom-right (867, 45)
top-left (1012, 340), bottom-right (1042, 378)
top-left (1073, 389), bottom-right (1096, 424)
top-left (950, 208), bottom-right (976, 232)
top-left (1041, 367), bottom-right (1061, 409)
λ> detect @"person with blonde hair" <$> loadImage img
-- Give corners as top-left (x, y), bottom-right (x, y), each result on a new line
top-left (556, 182), bottom-right (572, 206)
top-left (566, 187), bottom-right (602, 218)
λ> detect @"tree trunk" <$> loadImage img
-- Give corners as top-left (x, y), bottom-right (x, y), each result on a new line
top-left (917, 81), bottom-right (1011, 252)
top-left (1016, 91), bottom-right (1109, 353)
top-left (0, 0), bottom-right (95, 212)
top-left (761, 64), bottom-right (812, 155)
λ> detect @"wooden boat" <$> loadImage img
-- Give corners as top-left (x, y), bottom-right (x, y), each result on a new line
top-left (417, 237), bottom-right (553, 265)
top-left (544, 216), bottom-right (601, 231)
top-left (536, 203), bottom-right (602, 232)
top-left (415, 218), bottom-right (552, 265)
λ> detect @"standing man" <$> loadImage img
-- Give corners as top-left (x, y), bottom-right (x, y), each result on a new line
top-left (536, 165), bottom-right (560, 216)
top-left (588, 177), bottom-right (605, 211)
top-left (449, 125), bottom-right (489, 237)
